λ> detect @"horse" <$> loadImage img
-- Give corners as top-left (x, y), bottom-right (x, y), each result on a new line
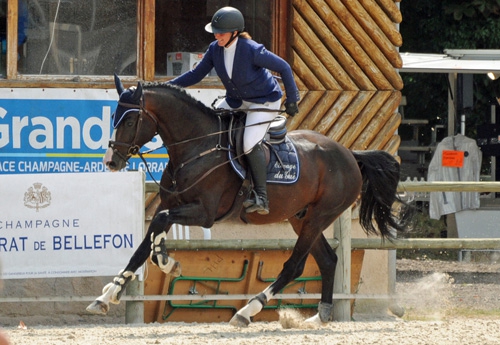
top-left (86, 74), bottom-right (411, 326)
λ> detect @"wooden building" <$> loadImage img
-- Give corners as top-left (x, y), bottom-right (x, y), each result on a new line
top-left (1, 0), bottom-right (402, 153)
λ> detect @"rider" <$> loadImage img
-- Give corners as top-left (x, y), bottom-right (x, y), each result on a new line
top-left (168, 6), bottom-right (300, 215)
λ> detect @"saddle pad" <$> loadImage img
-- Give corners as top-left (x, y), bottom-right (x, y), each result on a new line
top-left (229, 136), bottom-right (300, 184)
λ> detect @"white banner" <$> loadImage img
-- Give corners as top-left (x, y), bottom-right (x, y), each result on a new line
top-left (0, 171), bottom-right (144, 279)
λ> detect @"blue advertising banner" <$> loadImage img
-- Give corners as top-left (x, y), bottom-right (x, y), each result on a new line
top-left (0, 88), bottom-right (223, 181)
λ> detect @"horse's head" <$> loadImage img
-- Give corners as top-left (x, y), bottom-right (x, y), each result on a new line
top-left (103, 75), bottom-right (158, 171)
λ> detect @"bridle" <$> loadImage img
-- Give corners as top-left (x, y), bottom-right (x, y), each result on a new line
top-left (108, 98), bottom-right (159, 163)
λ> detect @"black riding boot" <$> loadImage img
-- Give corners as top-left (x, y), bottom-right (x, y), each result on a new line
top-left (243, 144), bottom-right (269, 215)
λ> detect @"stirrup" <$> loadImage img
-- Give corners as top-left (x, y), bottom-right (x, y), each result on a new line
top-left (243, 190), bottom-right (258, 208)
top-left (245, 195), bottom-right (269, 215)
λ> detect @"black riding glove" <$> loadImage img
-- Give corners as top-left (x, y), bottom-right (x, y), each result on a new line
top-left (285, 102), bottom-right (299, 117)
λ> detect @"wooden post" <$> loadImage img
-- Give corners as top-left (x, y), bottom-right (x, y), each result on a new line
top-left (126, 277), bottom-right (144, 324)
top-left (387, 247), bottom-right (404, 316)
top-left (6, 0), bottom-right (18, 78)
top-left (333, 209), bottom-right (351, 321)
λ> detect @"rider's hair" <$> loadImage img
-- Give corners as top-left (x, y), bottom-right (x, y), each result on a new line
top-left (239, 31), bottom-right (252, 40)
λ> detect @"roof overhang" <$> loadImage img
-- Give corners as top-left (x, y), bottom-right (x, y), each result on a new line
top-left (400, 49), bottom-right (500, 74)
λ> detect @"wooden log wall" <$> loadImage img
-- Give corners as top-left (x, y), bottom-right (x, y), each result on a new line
top-left (288, 0), bottom-right (403, 155)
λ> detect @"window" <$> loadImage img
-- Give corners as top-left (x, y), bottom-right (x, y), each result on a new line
top-left (1, 0), bottom-right (277, 80)
top-left (154, 0), bottom-right (272, 76)
top-left (2, 0), bottom-right (137, 77)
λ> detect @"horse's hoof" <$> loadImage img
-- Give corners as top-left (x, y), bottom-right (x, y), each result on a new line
top-left (229, 313), bottom-right (250, 327)
top-left (86, 300), bottom-right (109, 315)
top-left (389, 303), bottom-right (405, 318)
top-left (317, 301), bottom-right (334, 322)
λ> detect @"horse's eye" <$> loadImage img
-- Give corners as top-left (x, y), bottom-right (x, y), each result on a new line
top-left (126, 117), bottom-right (136, 127)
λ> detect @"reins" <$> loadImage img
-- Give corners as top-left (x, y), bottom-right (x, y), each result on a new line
top-left (113, 95), bottom-right (286, 196)
top-left (137, 147), bottom-right (244, 196)
top-left (164, 107), bottom-right (286, 148)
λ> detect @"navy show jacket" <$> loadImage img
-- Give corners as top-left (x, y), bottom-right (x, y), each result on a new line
top-left (169, 38), bottom-right (300, 108)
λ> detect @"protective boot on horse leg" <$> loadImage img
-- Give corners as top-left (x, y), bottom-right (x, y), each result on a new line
top-left (147, 210), bottom-right (182, 277)
top-left (86, 268), bottom-right (137, 315)
top-left (243, 142), bottom-right (270, 214)
top-left (149, 229), bottom-right (181, 277)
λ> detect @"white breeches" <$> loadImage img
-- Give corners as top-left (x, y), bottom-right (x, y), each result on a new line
top-left (216, 99), bottom-right (281, 153)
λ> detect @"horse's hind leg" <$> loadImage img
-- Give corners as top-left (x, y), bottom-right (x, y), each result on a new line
top-left (305, 234), bottom-right (337, 323)
top-left (229, 255), bottom-right (309, 327)
top-left (229, 228), bottom-right (319, 327)
top-left (229, 233), bottom-right (338, 327)
top-left (86, 210), bottom-right (177, 315)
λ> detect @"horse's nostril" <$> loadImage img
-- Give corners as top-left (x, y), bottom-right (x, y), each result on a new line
top-left (107, 161), bottom-right (116, 169)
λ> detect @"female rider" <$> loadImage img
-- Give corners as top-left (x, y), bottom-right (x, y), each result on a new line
top-left (169, 6), bottom-right (300, 215)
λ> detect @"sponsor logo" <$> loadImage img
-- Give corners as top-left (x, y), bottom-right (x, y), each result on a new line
top-left (24, 182), bottom-right (51, 212)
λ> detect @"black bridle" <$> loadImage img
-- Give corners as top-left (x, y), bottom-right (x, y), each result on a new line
top-left (108, 98), bottom-right (159, 160)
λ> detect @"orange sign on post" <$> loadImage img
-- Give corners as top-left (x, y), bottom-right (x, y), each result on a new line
top-left (442, 150), bottom-right (465, 168)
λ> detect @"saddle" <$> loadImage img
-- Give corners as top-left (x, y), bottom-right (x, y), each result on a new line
top-left (227, 112), bottom-right (299, 184)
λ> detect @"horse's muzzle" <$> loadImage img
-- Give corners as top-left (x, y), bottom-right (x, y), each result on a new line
top-left (106, 160), bottom-right (119, 171)
top-left (103, 147), bottom-right (126, 171)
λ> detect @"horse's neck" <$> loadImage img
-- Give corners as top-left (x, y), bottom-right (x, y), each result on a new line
top-left (150, 92), bottom-right (222, 159)
top-left (161, 112), bottom-right (219, 144)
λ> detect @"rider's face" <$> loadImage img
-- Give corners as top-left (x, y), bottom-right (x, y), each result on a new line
top-left (214, 32), bottom-right (236, 47)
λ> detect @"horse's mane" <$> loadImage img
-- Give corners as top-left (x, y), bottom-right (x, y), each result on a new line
top-left (142, 82), bottom-right (216, 117)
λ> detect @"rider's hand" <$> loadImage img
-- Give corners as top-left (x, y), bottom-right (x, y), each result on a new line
top-left (285, 102), bottom-right (299, 117)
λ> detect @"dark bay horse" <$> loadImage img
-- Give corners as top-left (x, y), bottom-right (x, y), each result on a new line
top-left (86, 75), bottom-right (411, 326)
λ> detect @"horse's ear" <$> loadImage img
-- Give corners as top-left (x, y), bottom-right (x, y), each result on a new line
top-left (114, 73), bottom-right (125, 95)
top-left (132, 82), bottom-right (143, 103)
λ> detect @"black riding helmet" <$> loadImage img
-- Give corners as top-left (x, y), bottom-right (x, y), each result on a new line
top-left (205, 7), bottom-right (245, 34)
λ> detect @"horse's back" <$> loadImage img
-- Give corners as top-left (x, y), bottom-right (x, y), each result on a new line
top-left (288, 130), bottom-right (358, 169)
top-left (287, 129), bottom-right (362, 197)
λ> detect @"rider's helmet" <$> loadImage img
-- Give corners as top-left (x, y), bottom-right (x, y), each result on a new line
top-left (205, 7), bottom-right (245, 34)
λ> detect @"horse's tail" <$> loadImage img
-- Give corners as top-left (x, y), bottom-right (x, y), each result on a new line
top-left (352, 150), bottom-right (413, 239)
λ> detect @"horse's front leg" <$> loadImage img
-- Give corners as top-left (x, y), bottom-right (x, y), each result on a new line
top-left (148, 202), bottom-right (215, 277)
top-left (86, 210), bottom-right (177, 315)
